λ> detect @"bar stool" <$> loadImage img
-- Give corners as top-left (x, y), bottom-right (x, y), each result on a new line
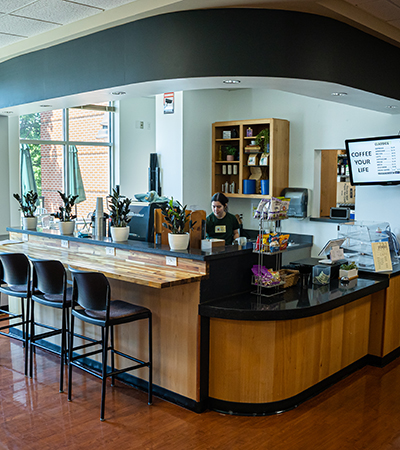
top-left (68, 267), bottom-right (152, 421)
top-left (29, 258), bottom-right (72, 393)
top-left (0, 253), bottom-right (31, 376)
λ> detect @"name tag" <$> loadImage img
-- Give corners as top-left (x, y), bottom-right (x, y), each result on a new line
top-left (215, 225), bottom-right (226, 233)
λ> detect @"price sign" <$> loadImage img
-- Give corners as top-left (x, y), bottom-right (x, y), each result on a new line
top-left (371, 241), bottom-right (393, 272)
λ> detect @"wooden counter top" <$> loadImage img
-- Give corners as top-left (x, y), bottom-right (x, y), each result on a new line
top-left (3, 232), bottom-right (208, 289)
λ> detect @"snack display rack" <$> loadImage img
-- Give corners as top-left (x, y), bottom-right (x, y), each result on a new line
top-left (251, 197), bottom-right (291, 298)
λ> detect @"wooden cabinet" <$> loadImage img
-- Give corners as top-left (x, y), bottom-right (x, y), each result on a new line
top-left (319, 149), bottom-right (355, 217)
top-left (212, 118), bottom-right (289, 198)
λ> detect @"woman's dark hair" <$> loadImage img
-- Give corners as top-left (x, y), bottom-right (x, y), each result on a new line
top-left (211, 192), bottom-right (229, 207)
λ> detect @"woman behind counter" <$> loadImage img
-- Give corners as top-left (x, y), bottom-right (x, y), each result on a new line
top-left (206, 193), bottom-right (240, 245)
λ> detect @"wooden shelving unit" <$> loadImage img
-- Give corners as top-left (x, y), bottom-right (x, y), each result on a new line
top-left (212, 118), bottom-right (289, 198)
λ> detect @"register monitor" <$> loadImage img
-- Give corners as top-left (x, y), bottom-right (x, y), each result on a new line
top-left (128, 202), bottom-right (165, 242)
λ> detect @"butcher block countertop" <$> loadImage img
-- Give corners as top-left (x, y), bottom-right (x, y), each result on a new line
top-left (5, 228), bottom-right (211, 289)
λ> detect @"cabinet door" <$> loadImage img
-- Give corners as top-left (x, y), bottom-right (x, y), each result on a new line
top-left (320, 150), bottom-right (338, 216)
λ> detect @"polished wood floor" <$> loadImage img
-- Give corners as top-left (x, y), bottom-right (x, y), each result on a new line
top-left (2, 333), bottom-right (400, 450)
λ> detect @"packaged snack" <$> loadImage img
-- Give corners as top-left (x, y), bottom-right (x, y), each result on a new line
top-left (279, 234), bottom-right (290, 250)
top-left (277, 197), bottom-right (291, 219)
top-left (269, 233), bottom-right (280, 252)
top-left (261, 233), bottom-right (270, 252)
top-left (266, 197), bottom-right (282, 220)
top-left (254, 199), bottom-right (269, 219)
top-left (251, 266), bottom-right (281, 286)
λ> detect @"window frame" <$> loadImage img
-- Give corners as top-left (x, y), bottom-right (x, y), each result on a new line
top-left (19, 104), bottom-right (115, 197)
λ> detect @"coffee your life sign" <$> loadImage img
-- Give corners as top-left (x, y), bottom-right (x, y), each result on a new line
top-left (346, 135), bottom-right (400, 186)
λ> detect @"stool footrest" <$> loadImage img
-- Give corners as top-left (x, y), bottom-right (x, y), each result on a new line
top-left (31, 329), bottom-right (62, 342)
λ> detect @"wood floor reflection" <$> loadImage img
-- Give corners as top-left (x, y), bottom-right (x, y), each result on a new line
top-left (1, 336), bottom-right (400, 450)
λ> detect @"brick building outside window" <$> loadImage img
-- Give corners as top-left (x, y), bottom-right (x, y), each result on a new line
top-left (20, 104), bottom-right (113, 223)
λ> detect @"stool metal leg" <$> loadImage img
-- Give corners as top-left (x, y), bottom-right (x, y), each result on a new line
top-left (100, 325), bottom-right (109, 421)
top-left (24, 296), bottom-right (29, 377)
top-left (148, 313), bottom-right (152, 406)
top-left (110, 325), bottom-right (115, 387)
top-left (59, 306), bottom-right (67, 393)
top-left (29, 300), bottom-right (35, 378)
top-left (68, 314), bottom-right (75, 402)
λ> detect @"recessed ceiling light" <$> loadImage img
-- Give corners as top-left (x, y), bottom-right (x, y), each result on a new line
top-left (331, 92), bottom-right (347, 97)
top-left (223, 80), bottom-right (241, 85)
top-left (111, 91), bottom-right (126, 96)
top-left (386, 105), bottom-right (397, 109)
top-left (40, 104), bottom-right (52, 108)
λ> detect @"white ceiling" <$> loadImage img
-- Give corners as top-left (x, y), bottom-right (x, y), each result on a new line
top-left (1, 0), bottom-right (400, 116)
top-left (0, 0), bottom-right (136, 48)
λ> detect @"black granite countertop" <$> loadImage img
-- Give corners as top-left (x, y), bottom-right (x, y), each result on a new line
top-left (6, 226), bottom-right (253, 262)
top-left (8, 226), bottom-right (313, 263)
top-left (199, 276), bottom-right (388, 320)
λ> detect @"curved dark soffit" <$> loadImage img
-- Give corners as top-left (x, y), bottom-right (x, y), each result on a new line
top-left (1, 8), bottom-right (400, 109)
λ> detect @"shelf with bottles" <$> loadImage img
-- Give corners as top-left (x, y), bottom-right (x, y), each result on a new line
top-left (214, 162), bottom-right (240, 177)
top-left (211, 118), bottom-right (289, 197)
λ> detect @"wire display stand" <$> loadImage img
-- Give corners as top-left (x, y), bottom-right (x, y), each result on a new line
top-left (252, 217), bottom-right (288, 298)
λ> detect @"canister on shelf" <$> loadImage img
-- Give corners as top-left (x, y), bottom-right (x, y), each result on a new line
top-left (227, 164), bottom-right (232, 175)
top-left (222, 165), bottom-right (227, 175)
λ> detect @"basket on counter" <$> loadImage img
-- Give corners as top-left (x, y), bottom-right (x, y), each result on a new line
top-left (279, 269), bottom-right (300, 288)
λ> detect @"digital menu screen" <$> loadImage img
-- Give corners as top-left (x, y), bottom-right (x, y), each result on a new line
top-left (346, 135), bottom-right (400, 185)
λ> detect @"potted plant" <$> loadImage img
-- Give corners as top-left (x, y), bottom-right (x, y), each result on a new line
top-left (52, 191), bottom-right (79, 235)
top-left (13, 190), bottom-right (38, 230)
top-left (108, 188), bottom-right (132, 241)
top-left (161, 198), bottom-right (195, 251)
top-left (255, 128), bottom-right (270, 154)
top-left (339, 261), bottom-right (358, 280)
top-left (225, 145), bottom-right (237, 161)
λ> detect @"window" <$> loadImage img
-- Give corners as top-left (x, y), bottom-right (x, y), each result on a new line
top-left (19, 104), bottom-right (114, 220)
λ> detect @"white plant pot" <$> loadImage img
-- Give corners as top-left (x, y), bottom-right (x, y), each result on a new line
top-left (58, 220), bottom-right (75, 235)
top-left (22, 216), bottom-right (37, 230)
top-left (339, 268), bottom-right (358, 280)
top-left (110, 226), bottom-right (129, 242)
top-left (168, 233), bottom-right (190, 251)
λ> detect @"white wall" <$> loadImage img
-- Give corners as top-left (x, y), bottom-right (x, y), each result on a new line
top-left (114, 87), bottom-right (400, 256)
top-left (119, 97), bottom-right (156, 198)
top-left (182, 89), bottom-right (230, 210)
top-left (9, 116), bottom-right (20, 229)
top-left (0, 116), bottom-right (10, 233)
top-left (155, 92), bottom-right (184, 201)
top-left (179, 88), bottom-right (400, 255)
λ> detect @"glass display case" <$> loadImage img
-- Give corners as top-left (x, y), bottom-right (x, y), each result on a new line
top-left (337, 221), bottom-right (399, 271)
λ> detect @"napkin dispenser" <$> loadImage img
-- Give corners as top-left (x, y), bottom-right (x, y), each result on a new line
top-left (281, 188), bottom-right (308, 218)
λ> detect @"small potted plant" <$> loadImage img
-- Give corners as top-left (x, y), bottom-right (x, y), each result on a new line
top-left (52, 191), bottom-right (79, 235)
top-left (108, 188), bottom-right (132, 242)
top-left (339, 261), bottom-right (358, 280)
top-left (13, 190), bottom-right (38, 230)
top-left (255, 128), bottom-right (270, 154)
top-left (225, 146), bottom-right (237, 161)
top-left (161, 198), bottom-right (195, 251)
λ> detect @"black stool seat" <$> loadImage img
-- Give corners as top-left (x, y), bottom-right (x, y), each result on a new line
top-left (2, 284), bottom-right (30, 294)
top-left (83, 300), bottom-right (149, 322)
top-left (0, 253), bottom-right (31, 376)
top-left (33, 286), bottom-right (73, 306)
top-left (68, 267), bottom-right (153, 421)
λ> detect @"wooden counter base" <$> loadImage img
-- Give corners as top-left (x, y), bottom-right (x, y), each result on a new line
top-left (208, 292), bottom-right (382, 415)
